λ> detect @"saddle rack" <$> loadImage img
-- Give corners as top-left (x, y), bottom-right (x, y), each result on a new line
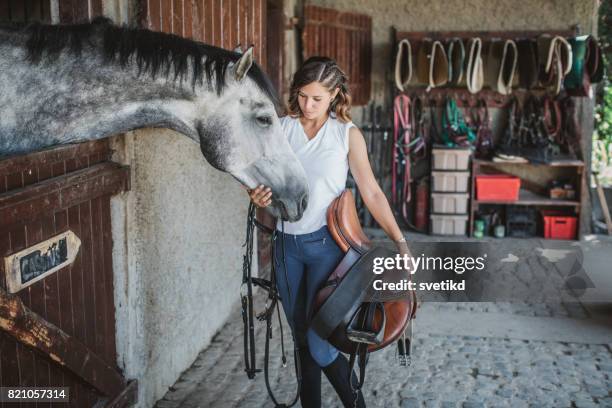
top-left (392, 27), bottom-right (578, 108)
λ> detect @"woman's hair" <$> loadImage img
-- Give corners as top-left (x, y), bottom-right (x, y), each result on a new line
top-left (287, 56), bottom-right (352, 122)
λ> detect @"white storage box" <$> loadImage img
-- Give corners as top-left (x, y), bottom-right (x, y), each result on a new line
top-left (431, 193), bottom-right (470, 214)
top-left (430, 214), bottom-right (469, 235)
top-left (432, 147), bottom-right (472, 170)
top-left (431, 171), bottom-right (470, 192)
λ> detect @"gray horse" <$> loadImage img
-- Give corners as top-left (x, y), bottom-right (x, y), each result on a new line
top-left (0, 17), bottom-right (307, 221)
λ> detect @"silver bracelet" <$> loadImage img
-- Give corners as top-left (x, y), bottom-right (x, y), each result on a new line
top-left (395, 236), bottom-right (407, 243)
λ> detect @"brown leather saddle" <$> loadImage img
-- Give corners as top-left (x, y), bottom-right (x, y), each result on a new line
top-left (310, 190), bottom-right (417, 357)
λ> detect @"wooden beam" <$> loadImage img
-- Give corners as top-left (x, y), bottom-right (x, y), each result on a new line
top-left (594, 173), bottom-right (612, 234)
top-left (394, 28), bottom-right (576, 41)
top-left (0, 139), bottom-right (110, 176)
top-left (0, 162), bottom-right (130, 228)
top-left (0, 287), bottom-right (126, 397)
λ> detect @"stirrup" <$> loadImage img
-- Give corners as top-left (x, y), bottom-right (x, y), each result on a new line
top-left (346, 303), bottom-right (386, 345)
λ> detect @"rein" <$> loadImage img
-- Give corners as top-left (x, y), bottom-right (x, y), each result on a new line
top-left (241, 203), bottom-right (301, 407)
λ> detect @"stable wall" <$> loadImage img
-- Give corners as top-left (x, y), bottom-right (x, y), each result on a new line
top-left (109, 129), bottom-right (250, 408)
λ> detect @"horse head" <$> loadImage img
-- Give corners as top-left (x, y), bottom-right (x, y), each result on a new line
top-left (195, 46), bottom-right (308, 222)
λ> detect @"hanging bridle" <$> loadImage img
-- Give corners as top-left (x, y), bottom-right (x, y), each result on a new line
top-left (241, 203), bottom-right (301, 407)
top-left (392, 93), bottom-right (412, 214)
top-left (471, 98), bottom-right (494, 159)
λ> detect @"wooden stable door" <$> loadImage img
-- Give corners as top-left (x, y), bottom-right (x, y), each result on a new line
top-left (0, 140), bottom-right (135, 407)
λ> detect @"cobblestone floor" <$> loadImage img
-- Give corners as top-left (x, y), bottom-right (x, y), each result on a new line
top-left (155, 295), bottom-right (612, 408)
top-left (155, 234), bottom-right (612, 407)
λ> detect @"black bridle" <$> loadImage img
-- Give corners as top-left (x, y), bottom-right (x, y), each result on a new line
top-left (241, 203), bottom-right (301, 407)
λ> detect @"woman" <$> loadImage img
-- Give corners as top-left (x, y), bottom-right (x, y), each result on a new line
top-left (247, 56), bottom-right (410, 408)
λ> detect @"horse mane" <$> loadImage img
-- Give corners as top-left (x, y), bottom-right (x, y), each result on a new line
top-left (6, 17), bottom-right (279, 106)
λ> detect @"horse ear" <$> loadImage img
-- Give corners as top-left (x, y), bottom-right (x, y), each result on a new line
top-left (233, 44), bottom-right (243, 54)
top-left (233, 46), bottom-right (254, 82)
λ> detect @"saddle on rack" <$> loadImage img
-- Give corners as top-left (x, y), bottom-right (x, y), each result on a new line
top-left (311, 190), bottom-right (417, 356)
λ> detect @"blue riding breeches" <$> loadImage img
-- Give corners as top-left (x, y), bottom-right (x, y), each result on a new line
top-left (273, 225), bottom-right (345, 367)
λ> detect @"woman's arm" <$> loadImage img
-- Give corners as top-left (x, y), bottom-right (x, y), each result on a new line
top-left (347, 126), bottom-right (407, 249)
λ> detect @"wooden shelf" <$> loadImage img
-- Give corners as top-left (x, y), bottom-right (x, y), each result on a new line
top-left (469, 158), bottom-right (585, 240)
top-left (474, 189), bottom-right (580, 207)
top-left (393, 28), bottom-right (577, 41)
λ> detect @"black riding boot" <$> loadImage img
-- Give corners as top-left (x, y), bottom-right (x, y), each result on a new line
top-left (298, 345), bottom-right (322, 407)
top-left (322, 354), bottom-right (366, 408)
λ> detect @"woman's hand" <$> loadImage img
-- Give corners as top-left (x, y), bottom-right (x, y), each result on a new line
top-left (245, 184), bottom-right (273, 208)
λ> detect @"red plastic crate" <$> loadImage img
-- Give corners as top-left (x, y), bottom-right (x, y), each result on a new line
top-left (542, 211), bottom-right (577, 240)
top-left (476, 174), bottom-right (521, 201)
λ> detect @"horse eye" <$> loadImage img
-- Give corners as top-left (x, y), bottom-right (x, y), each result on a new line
top-left (255, 116), bottom-right (272, 127)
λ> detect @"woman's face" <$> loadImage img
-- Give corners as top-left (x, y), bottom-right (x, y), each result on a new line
top-left (297, 81), bottom-right (338, 120)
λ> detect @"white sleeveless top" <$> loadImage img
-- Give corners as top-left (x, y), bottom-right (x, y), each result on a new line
top-left (277, 114), bottom-right (356, 234)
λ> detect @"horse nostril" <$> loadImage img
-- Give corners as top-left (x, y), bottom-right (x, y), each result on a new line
top-left (300, 195), bottom-right (308, 214)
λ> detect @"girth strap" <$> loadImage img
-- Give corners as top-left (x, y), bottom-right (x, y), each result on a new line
top-left (394, 39), bottom-right (413, 92)
top-left (537, 35), bottom-right (572, 95)
top-left (447, 37), bottom-right (466, 86)
top-left (416, 39), bottom-right (449, 91)
top-left (466, 37), bottom-right (484, 93)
